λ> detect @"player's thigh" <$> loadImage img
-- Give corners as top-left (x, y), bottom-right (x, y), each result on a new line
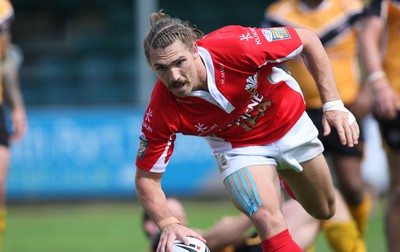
top-left (278, 154), bottom-right (335, 219)
top-left (329, 130), bottom-right (364, 190)
top-left (333, 154), bottom-right (363, 183)
top-left (223, 164), bottom-right (281, 212)
top-left (377, 115), bottom-right (400, 189)
top-left (388, 151), bottom-right (400, 190)
top-left (223, 164), bottom-right (286, 233)
top-left (0, 146), bottom-right (9, 183)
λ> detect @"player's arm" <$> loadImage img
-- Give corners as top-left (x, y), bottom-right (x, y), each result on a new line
top-left (1, 21), bottom-right (27, 142)
top-left (359, 16), bottom-right (384, 83)
top-left (2, 45), bottom-right (27, 142)
top-left (135, 168), bottom-right (170, 227)
top-left (135, 168), bottom-right (205, 252)
top-left (2, 46), bottom-right (24, 109)
top-left (359, 0), bottom-right (385, 79)
top-left (360, 15), bottom-right (400, 119)
top-left (295, 28), bottom-right (359, 147)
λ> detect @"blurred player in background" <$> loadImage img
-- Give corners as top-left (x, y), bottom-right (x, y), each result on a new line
top-left (0, 0), bottom-right (28, 249)
top-left (135, 10), bottom-right (360, 252)
top-left (143, 190), bottom-right (365, 252)
top-left (359, 1), bottom-right (400, 251)
top-left (262, 0), bottom-right (372, 247)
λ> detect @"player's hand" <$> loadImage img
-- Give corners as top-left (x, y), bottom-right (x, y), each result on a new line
top-left (10, 107), bottom-right (27, 142)
top-left (373, 85), bottom-right (400, 120)
top-left (322, 101), bottom-right (359, 147)
top-left (157, 223), bottom-right (206, 252)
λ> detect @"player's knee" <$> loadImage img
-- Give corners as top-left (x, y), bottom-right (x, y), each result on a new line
top-left (306, 195), bottom-right (335, 220)
top-left (314, 199), bottom-right (336, 220)
top-left (321, 204), bottom-right (336, 220)
top-left (250, 204), bottom-right (287, 237)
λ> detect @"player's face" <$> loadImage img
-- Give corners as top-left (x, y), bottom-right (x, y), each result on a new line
top-left (150, 40), bottom-right (200, 98)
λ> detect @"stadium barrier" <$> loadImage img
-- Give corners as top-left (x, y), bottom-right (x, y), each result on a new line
top-left (6, 106), bottom-right (222, 202)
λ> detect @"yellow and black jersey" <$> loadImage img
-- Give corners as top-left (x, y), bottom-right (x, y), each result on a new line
top-left (263, 0), bottom-right (364, 109)
top-left (364, 0), bottom-right (400, 96)
top-left (0, 0), bottom-right (13, 104)
top-left (0, 0), bottom-right (12, 29)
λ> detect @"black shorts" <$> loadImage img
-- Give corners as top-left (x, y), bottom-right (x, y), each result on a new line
top-left (0, 106), bottom-right (9, 147)
top-left (374, 111), bottom-right (400, 151)
top-left (307, 108), bottom-right (364, 158)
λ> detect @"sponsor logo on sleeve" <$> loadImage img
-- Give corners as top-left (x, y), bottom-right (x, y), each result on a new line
top-left (137, 132), bottom-right (148, 159)
top-left (142, 108), bottom-right (153, 132)
top-left (262, 27), bottom-right (291, 42)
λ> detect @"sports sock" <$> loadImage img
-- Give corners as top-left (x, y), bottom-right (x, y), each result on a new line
top-left (261, 229), bottom-right (302, 252)
top-left (305, 244), bottom-right (315, 252)
top-left (322, 220), bottom-right (366, 252)
top-left (348, 193), bottom-right (372, 237)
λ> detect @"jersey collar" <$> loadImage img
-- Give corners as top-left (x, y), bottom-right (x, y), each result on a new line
top-left (194, 46), bottom-right (235, 113)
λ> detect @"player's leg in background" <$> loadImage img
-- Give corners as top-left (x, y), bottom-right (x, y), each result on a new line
top-left (385, 150), bottom-right (400, 252)
top-left (332, 152), bottom-right (372, 237)
top-left (336, 103), bottom-right (375, 237)
top-left (0, 109), bottom-right (9, 251)
top-left (321, 188), bottom-right (366, 252)
top-left (360, 113), bottom-right (389, 213)
top-left (283, 188), bottom-right (366, 252)
top-left (282, 198), bottom-right (320, 249)
top-left (281, 157), bottom-right (366, 252)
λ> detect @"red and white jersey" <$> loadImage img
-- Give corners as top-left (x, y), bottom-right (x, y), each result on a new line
top-left (136, 25), bottom-right (307, 173)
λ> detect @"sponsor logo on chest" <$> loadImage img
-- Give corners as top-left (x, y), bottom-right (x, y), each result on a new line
top-left (229, 72), bottom-right (272, 131)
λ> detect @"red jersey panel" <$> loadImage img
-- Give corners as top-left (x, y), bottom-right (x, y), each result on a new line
top-left (136, 26), bottom-right (306, 173)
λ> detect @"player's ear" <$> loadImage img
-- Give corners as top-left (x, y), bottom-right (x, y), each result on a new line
top-left (192, 42), bottom-right (199, 58)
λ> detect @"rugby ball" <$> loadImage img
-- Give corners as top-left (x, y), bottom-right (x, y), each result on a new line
top-left (173, 237), bottom-right (210, 252)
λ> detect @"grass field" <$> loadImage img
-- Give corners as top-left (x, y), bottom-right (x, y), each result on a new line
top-left (3, 197), bottom-right (386, 252)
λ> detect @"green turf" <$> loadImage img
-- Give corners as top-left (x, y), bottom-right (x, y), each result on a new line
top-left (3, 198), bottom-right (386, 252)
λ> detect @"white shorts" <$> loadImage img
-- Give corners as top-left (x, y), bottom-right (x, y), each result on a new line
top-left (212, 112), bottom-right (324, 180)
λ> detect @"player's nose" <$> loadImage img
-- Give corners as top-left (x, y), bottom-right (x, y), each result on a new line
top-left (168, 68), bottom-right (181, 82)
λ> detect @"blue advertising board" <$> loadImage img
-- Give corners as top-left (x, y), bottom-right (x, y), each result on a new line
top-left (6, 106), bottom-right (220, 201)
